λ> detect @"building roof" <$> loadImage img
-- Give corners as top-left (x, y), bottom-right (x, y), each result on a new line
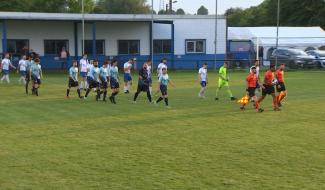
top-left (0, 12), bottom-right (224, 21)
top-left (228, 27), bottom-right (325, 47)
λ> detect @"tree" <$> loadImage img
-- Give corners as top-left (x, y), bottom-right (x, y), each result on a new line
top-left (67, 0), bottom-right (94, 13)
top-left (225, 0), bottom-right (325, 29)
top-left (158, 9), bottom-right (167, 15)
top-left (176, 8), bottom-right (185, 15)
top-left (0, 0), bottom-right (27, 12)
top-left (26, 0), bottom-right (69, 13)
top-left (0, 0), bottom-right (94, 13)
top-left (197, 5), bottom-right (208, 15)
top-left (94, 0), bottom-right (151, 14)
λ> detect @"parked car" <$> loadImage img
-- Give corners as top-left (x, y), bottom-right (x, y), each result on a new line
top-left (306, 50), bottom-right (325, 68)
top-left (270, 48), bottom-right (317, 69)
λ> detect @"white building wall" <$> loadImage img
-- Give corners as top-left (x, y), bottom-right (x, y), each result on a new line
top-left (77, 22), bottom-right (150, 56)
top-left (154, 18), bottom-right (227, 55)
top-left (4, 20), bottom-right (74, 56)
top-left (0, 18), bottom-right (226, 56)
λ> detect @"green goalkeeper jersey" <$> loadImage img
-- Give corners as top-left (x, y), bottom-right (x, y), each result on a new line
top-left (219, 66), bottom-right (227, 81)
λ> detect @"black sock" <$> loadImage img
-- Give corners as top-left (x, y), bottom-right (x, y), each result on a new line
top-left (77, 89), bottom-right (81, 97)
top-left (164, 98), bottom-right (169, 106)
top-left (134, 92), bottom-right (140, 101)
top-left (35, 88), bottom-right (39, 96)
top-left (25, 83), bottom-right (28, 94)
top-left (156, 97), bottom-right (163, 103)
top-left (147, 91), bottom-right (152, 102)
top-left (111, 92), bottom-right (118, 104)
top-left (66, 89), bottom-right (70, 97)
top-left (103, 91), bottom-right (107, 101)
top-left (85, 89), bottom-right (90, 97)
top-left (96, 90), bottom-right (100, 101)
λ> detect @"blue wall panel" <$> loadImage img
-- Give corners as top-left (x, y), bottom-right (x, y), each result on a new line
top-left (37, 54), bottom-right (225, 70)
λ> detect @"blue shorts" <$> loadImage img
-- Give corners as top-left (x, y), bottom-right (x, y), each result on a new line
top-left (124, 73), bottom-right (132, 82)
top-left (20, 71), bottom-right (27, 77)
top-left (201, 81), bottom-right (207, 87)
top-left (80, 72), bottom-right (87, 78)
top-left (2, 69), bottom-right (9, 75)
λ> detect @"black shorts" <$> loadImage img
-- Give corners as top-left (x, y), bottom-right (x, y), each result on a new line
top-left (87, 76), bottom-right (92, 84)
top-left (137, 80), bottom-right (149, 92)
top-left (26, 73), bottom-right (31, 82)
top-left (100, 77), bottom-right (108, 89)
top-left (69, 79), bottom-right (79, 88)
top-left (137, 84), bottom-right (149, 92)
top-left (88, 78), bottom-right (99, 88)
top-left (31, 75), bottom-right (41, 85)
top-left (262, 85), bottom-right (275, 96)
top-left (247, 87), bottom-right (256, 97)
top-left (276, 82), bottom-right (286, 92)
top-left (101, 81), bottom-right (108, 89)
top-left (110, 78), bottom-right (119, 89)
top-left (160, 84), bottom-right (168, 96)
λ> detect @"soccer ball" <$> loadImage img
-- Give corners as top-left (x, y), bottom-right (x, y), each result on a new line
top-left (272, 79), bottom-right (278, 85)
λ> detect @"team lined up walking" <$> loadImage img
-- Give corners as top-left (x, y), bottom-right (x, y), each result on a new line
top-left (1, 54), bottom-right (287, 110)
top-left (64, 56), bottom-right (174, 106)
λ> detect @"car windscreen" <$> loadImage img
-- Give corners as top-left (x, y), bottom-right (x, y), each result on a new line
top-left (316, 52), bottom-right (325, 57)
top-left (289, 49), bottom-right (308, 56)
top-left (229, 41), bottom-right (251, 52)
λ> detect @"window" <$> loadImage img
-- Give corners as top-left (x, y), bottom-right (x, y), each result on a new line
top-left (7, 39), bottom-right (29, 54)
top-left (118, 40), bottom-right (140, 55)
top-left (186, 39), bottom-right (206, 54)
top-left (82, 40), bottom-right (105, 55)
top-left (44, 40), bottom-right (69, 55)
top-left (154, 40), bottom-right (171, 54)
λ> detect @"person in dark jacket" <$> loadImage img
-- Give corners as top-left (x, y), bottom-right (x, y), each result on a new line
top-left (133, 62), bottom-right (152, 103)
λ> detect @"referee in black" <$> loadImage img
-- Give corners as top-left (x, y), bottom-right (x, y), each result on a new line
top-left (133, 61), bottom-right (152, 103)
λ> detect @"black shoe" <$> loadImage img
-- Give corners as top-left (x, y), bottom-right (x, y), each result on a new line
top-left (109, 96), bottom-right (114, 104)
top-left (215, 97), bottom-right (219, 101)
top-left (96, 94), bottom-right (100, 101)
top-left (273, 107), bottom-right (281, 111)
top-left (230, 97), bottom-right (237, 101)
top-left (258, 108), bottom-right (264, 113)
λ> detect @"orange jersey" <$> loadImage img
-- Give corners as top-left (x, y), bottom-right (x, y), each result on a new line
top-left (264, 70), bottom-right (274, 86)
top-left (246, 73), bottom-right (258, 88)
top-left (275, 69), bottom-right (284, 83)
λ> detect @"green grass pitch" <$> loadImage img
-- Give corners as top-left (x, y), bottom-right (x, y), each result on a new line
top-left (0, 70), bottom-right (324, 189)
